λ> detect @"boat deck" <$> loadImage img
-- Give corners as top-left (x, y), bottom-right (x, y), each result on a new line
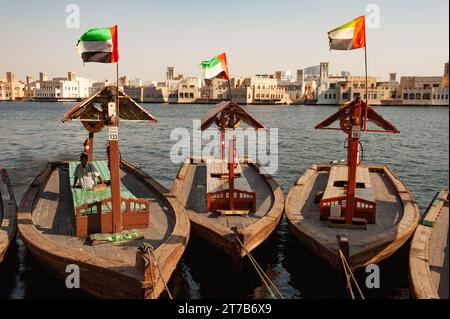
top-left (178, 162), bottom-right (273, 229)
top-left (31, 164), bottom-right (175, 264)
top-left (428, 198), bottom-right (449, 298)
top-left (323, 165), bottom-right (374, 202)
top-left (289, 167), bottom-right (403, 256)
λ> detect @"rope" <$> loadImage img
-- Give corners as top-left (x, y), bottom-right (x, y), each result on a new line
top-left (233, 232), bottom-right (284, 299)
top-left (141, 243), bottom-right (173, 299)
top-left (338, 249), bottom-right (365, 299)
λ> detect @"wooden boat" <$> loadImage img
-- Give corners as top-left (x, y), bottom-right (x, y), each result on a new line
top-left (17, 87), bottom-right (190, 298)
top-left (0, 165), bottom-right (17, 262)
top-left (286, 98), bottom-right (420, 271)
top-left (171, 101), bottom-right (284, 262)
top-left (409, 189), bottom-right (448, 299)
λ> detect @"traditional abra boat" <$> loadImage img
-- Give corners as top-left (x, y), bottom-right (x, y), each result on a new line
top-left (17, 87), bottom-right (190, 298)
top-left (171, 101), bottom-right (284, 262)
top-left (410, 189), bottom-right (448, 299)
top-left (0, 165), bottom-right (17, 262)
top-left (285, 98), bottom-right (420, 271)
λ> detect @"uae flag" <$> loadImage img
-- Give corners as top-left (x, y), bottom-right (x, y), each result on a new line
top-left (328, 16), bottom-right (366, 50)
top-left (200, 53), bottom-right (229, 81)
top-left (76, 26), bottom-right (119, 63)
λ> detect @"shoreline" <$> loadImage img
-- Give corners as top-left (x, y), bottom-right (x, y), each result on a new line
top-left (0, 100), bottom-right (449, 107)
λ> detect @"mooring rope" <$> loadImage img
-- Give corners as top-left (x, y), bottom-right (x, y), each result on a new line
top-left (338, 249), bottom-right (365, 299)
top-left (142, 244), bottom-right (173, 299)
top-left (233, 233), bottom-right (284, 299)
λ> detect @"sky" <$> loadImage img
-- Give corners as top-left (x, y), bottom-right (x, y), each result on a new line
top-left (0, 0), bottom-right (448, 82)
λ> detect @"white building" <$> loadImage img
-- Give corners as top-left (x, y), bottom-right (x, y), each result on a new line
top-left (34, 72), bottom-right (94, 101)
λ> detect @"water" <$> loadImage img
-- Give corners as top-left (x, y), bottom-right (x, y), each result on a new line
top-left (0, 102), bottom-right (448, 299)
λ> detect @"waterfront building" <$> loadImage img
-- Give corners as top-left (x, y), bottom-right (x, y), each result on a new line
top-left (399, 76), bottom-right (448, 106)
top-left (34, 72), bottom-right (94, 101)
top-left (316, 62), bottom-right (347, 105)
top-left (338, 76), bottom-right (382, 105)
top-left (177, 77), bottom-right (201, 104)
top-left (0, 72), bottom-right (25, 101)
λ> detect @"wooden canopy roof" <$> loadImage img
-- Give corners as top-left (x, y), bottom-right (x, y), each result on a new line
top-left (200, 101), bottom-right (267, 131)
top-left (62, 86), bottom-right (157, 123)
top-left (315, 99), bottom-right (400, 133)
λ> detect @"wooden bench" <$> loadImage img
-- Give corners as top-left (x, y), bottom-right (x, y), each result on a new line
top-left (205, 159), bottom-right (256, 214)
top-left (320, 165), bottom-right (376, 224)
top-left (69, 161), bottom-right (150, 237)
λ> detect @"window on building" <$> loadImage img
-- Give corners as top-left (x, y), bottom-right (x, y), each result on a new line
top-left (416, 93), bottom-right (421, 100)
top-left (343, 93), bottom-right (350, 100)
top-left (409, 93), bottom-right (415, 100)
top-left (423, 93), bottom-right (431, 100)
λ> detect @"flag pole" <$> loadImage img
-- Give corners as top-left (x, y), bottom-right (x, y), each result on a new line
top-left (109, 60), bottom-right (122, 233)
top-left (227, 78), bottom-right (233, 101)
top-left (364, 36), bottom-right (369, 131)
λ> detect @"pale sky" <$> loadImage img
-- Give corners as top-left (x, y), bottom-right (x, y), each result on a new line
top-left (0, 0), bottom-right (448, 82)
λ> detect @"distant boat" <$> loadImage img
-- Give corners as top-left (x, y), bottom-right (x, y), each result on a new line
top-left (409, 189), bottom-right (449, 299)
top-left (285, 98), bottom-right (420, 271)
top-left (17, 87), bottom-right (190, 298)
top-left (0, 165), bottom-right (17, 262)
top-left (171, 101), bottom-right (284, 263)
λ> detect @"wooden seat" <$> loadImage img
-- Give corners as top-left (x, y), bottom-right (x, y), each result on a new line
top-left (69, 161), bottom-right (150, 237)
top-left (205, 159), bottom-right (256, 214)
top-left (320, 165), bottom-right (376, 224)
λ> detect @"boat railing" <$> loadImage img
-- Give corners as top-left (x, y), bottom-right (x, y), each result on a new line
top-left (320, 196), bottom-right (376, 224)
top-left (206, 189), bottom-right (256, 213)
top-left (75, 197), bottom-right (150, 237)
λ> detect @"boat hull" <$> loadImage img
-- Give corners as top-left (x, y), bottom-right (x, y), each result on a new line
top-left (172, 157), bottom-right (284, 260)
top-left (0, 165), bottom-right (17, 262)
top-left (409, 190), bottom-right (449, 299)
top-left (286, 164), bottom-right (420, 271)
top-left (17, 160), bottom-right (190, 298)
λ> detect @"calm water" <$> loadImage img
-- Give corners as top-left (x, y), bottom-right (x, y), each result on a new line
top-left (0, 102), bottom-right (448, 299)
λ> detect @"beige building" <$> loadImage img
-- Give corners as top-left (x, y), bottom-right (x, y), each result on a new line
top-left (177, 77), bottom-right (201, 104)
top-left (338, 76), bottom-right (383, 105)
top-left (0, 72), bottom-right (25, 101)
top-left (400, 76), bottom-right (448, 105)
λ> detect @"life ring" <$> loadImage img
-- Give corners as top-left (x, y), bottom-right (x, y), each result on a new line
top-left (82, 120), bottom-right (105, 133)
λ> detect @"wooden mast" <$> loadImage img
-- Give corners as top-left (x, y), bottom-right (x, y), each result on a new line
top-left (344, 100), bottom-right (362, 224)
top-left (228, 134), bottom-right (235, 211)
top-left (109, 62), bottom-right (122, 233)
top-left (87, 132), bottom-right (94, 162)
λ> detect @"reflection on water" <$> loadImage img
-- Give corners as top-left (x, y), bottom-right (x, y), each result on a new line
top-left (0, 102), bottom-right (448, 299)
